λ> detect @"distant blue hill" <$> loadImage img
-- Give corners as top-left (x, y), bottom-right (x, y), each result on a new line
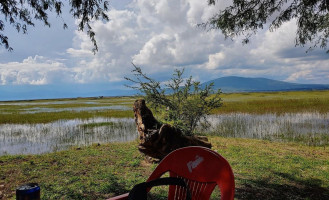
top-left (201, 76), bottom-right (329, 93)
top-left (1, 77), bottom-right (329, 101)
top-left (0, 84), bottom-right (136, 101)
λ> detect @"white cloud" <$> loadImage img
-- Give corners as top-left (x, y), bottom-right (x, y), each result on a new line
top-left (0, 56), bottom-right (73, 85)
top-left (66, 0), bottom-right (227, 81)
top-left (130, 0), bottom-right (225, 68)
top-left (206, 52), bottom-right (226, 70)
top-left (285, 62), bottom-right (329, 83)
top-left (133, 34), bottom-right (176, 65)
top-left (194, 18), bottom-right (329, 83)
top-left (250, 20), bottom-right (297, 60)
top-left (286, 70), bottom-right (313, 82)
top-left (1, 0), bottom-right (328, 87)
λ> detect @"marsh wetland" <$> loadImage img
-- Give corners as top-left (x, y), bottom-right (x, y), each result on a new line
top-left (0, 118), bottom-right (136, 155)
top-left (1, 91), bottom-right (329, 155)
top-left (0, 97), bottom-right (136, 155)
top-left (1, 91), bottom-right (329, 199)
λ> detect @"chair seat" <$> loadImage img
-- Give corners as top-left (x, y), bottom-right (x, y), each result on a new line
top-left (108, 146), bottom-right (235, 200)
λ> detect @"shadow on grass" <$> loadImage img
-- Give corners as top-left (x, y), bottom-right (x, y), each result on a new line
top-left (104, 172), bottom-right (329, 200)
top-left (235, 172), bottom-right (329, 200)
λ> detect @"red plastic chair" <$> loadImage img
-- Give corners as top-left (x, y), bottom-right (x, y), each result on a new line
top-left (108, 146), bottom-right (235, 200)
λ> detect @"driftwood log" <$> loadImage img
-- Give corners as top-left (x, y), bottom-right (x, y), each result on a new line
top-left (133, 99), bottom-right (212, 160)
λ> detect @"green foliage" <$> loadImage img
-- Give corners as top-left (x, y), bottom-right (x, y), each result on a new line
top-left (125, 64), bottom-right (222, 135)
top-left (205, 0), bottom-right (329, 52)
top-left (0, 0), bottom-right (109, 53)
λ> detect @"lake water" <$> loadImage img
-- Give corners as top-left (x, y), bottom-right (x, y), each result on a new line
top-left (0, 118), bottom-right (137, 155)
top-left (21, 105), bottom-right (130, 113)
top-left (1, 112), bottom-right (328, 155)
top-left (202, 112), bottom-right (329, 146)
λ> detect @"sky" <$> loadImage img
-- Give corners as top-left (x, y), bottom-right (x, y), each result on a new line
top-left (0, 0), bottom-right (329, 100)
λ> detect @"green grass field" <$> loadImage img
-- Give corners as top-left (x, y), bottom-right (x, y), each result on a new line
top-left (0, 137), bottom-right (328, 199)
top-left (214, 90), bottom-right (329, 114)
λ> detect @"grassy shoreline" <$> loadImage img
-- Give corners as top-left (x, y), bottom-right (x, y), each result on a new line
top-left (0, 110), bottom-right (133, 124)
top-left (1, 137), bottom-right (328, 199)
top-left (1, 90), bottom-right (329, 124)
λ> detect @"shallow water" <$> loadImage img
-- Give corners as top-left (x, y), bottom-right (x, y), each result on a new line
top-left (0, 101), bottom-right (97, 106)
top-left (202, 112), bottom-right (329, 145)
top-left (21, 105), bottom-right (130, 113)
top-left (0, 118), bottom-right (137, 155)
top-left (2, 112), bottom-right (328, 155)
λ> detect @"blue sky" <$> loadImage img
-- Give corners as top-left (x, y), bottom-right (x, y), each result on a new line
top-left (0, 0), bottom-right (329, 100)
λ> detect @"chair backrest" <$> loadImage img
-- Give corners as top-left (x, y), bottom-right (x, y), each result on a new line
top-left (146, 146), bottom-right (235, 200)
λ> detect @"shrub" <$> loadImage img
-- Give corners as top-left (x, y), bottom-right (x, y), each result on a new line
top-left (125, 64), bottom-right (222, 135)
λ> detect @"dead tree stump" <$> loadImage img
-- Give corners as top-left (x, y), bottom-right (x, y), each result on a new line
top-left (133, 99), bottom-right (212, 160)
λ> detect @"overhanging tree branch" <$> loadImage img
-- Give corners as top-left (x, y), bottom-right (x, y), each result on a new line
top-left (204, 0), bottom-right (329, 52)
top-left (0, 0), bottom-right (109, 53)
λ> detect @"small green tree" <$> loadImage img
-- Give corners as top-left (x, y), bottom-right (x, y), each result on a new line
top-left (125, 64), bottom-right (222, 135)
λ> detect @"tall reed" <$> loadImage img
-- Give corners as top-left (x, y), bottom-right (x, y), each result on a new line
top-left (200, 112), bottom-right (329, 146)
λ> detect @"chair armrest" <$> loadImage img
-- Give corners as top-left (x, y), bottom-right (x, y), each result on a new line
top-left (106, 193), bottom-right (129, 200)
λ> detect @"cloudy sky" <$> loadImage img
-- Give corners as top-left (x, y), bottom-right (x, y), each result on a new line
top-left (0, 0), bottom-right (328, 100)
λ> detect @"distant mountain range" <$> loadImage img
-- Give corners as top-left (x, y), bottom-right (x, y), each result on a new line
top-left (1, 77), bottom-right (329, 101)
top-left (201, 76), bottom-right (329, 93)
top-left (0, 84), bottom-right (136, 101)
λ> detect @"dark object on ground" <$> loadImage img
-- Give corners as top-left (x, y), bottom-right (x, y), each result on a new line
top-left (128, 177), bottom-right (191, 200)
top-left (133, 99), bottom-right (212, 160)
top-left (16, 183), bottom-right (40, 200)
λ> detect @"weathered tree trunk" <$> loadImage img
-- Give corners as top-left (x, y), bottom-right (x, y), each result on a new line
top-left (133, 99), bottom-right (212, 161)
